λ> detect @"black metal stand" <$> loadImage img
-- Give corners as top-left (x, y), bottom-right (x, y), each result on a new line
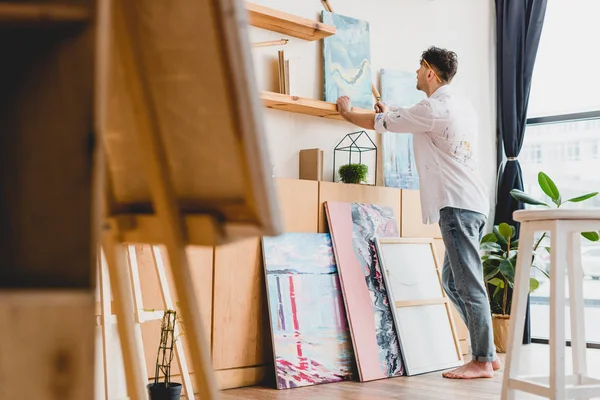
top-left (333, 130), bottom-right (377, 184)
top-left (154, 310), bottom-right (177, 387)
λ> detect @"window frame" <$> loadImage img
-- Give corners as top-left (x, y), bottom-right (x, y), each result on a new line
top-left (524, 109), bottom-right (600, 349)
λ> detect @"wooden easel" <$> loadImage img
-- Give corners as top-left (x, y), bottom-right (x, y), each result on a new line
top-left (97, 245), bottom-right (194, 399)
top-left (95, 1), bottom-right (282, 399)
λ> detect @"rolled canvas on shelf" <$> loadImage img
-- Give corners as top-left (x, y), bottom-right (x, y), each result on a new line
top-left (375, 238), bottom-right (463, 376)
top-left (324, 201), bottom-right (404, 381)
top-left (262, 233), bottom-right (355, 389)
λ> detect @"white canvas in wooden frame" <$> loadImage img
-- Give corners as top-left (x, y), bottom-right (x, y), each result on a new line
top-left (374, 237), bottom-right (463, 376)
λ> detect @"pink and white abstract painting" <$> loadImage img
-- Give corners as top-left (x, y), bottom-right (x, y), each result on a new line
top-left (262, 233), bottom-right (355, 389)
top-left (325, 201), bottom-right (404, 381)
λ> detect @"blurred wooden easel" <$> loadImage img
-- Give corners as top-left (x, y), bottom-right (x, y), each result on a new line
top-left (95, 0), bottom-right (282, 399)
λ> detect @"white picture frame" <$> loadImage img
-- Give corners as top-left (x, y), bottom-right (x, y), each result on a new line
top-left (375, 237), bottom-right (463, 375)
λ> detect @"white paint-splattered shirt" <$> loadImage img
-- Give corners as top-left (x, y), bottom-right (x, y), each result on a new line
top-left (374, 85), bottom-right (489, 225)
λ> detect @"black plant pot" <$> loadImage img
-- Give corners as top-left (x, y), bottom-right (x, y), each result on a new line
top-left (147, 382), bottom-right (182, 400)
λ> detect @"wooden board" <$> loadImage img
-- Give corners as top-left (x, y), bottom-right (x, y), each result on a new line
top-left (107, 215), bottom-right (265, 247)
top-left (0, 3), bottom-right (90, 25)
top-left (400, 190), bottom-right (442, 239)
top-left (262, 91), bottom-right (372, 121)
top-left (0, 291), bottom-right (95, 400)
top-left (212, 237), bottom-right (268, 370)
top-left (375, 238), bottom-right (463, 376)
top-left (275, 178), bottom-right (319, 233)
top-left (0, 6), bottom-right (95, 287)
top-left (246, 2), bottom-right (335, 41)
top-left (102, 0), bottom-right (282, 242)
top-left (215, 366), bottom-right (267, 390)
top-left (318, 181), bottom-right (401, 232)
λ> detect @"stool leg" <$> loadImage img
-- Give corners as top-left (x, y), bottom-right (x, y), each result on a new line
top-left (501, 225), bottom-right (535, 400)
top-left (567, 232), bottom-right (588, 392)
top-left (550, 223), bottom-right (567, 400)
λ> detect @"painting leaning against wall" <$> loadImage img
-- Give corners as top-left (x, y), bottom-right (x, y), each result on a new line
top-left (322, 11), bottom-right (373, 110)
top-left (380, 69), bottom-right (426, 190)
top-left (261, 232), bottom-right (355, 389)
top-left (325, 201), bottom-right (404, 381)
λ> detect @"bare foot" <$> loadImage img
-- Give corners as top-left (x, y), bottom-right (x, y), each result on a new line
top-left (492, 357), bottom-right (502, 371)
top-left (442, 360), bottom-right (494, 379)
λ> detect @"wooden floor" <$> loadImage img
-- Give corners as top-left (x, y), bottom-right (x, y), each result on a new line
top-left (219, 344), bottom-right (600, 399)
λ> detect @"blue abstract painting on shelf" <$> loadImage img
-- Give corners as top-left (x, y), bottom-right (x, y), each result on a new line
top-left (322, 11), bottom-right (373, 110)
top-left (380, 69), bottom-right (426, 190)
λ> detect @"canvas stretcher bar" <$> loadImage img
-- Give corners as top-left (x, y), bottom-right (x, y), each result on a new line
top-left (395, 298), bottom-right (449, 308)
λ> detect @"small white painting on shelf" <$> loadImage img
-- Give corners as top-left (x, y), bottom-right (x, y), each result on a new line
top-left (380, 69), bottom-right (426, 190)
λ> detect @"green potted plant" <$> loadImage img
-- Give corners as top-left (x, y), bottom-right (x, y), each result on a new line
top-left (480, 221), bottom-right (547, 352)
top-left (480, 171), bottom-right (599, 352)
top-left (338, 163), bottom-right (368, 184)
top-left (147, 309), bottom-right (183, 400)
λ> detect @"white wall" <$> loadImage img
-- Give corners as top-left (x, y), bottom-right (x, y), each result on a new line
top-left (248, 0), bottom-right (498, 219)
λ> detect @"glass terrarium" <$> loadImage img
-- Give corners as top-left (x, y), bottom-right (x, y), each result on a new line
top-left (333, 130), bottom-right (377, 185)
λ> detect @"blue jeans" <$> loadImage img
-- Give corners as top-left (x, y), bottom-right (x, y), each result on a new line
top-left (439, 207), bottom-right (495, 362)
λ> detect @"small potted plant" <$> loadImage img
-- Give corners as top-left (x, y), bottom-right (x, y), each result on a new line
top-left (147, 309), bottom-right (183, 400)
top-left (338, 163), bottom-right (368, 184)
top-left (480, 221), bottom-right (546, 352)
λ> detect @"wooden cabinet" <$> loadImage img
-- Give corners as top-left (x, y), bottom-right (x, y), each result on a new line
top-left (400, 189), bottom-right (442, 238)
top-left (275, 178), bottom-right (319, 233)
top-left (318, 181), bottom-right (401, 233)
top-left (130, 179), bottom-right (469, 390)
top-left (213, 237), bottom-right (266, 371)
top-left (210, 178), bottom-right (319, 389)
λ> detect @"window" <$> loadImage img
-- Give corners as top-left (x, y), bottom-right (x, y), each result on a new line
top-left (566, 142), bottom-right (580, 161)
top-left (522, 0), bottom-right (600, 347)
top-left (527, 0), bottom-right (600, 118)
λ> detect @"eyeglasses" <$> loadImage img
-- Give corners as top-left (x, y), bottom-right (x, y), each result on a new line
top-left (422, 58), bottom-right (442, 83)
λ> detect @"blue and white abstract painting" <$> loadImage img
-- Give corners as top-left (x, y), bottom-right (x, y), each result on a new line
top-left (322, 11), bottom-right (372, 110)
top-left (380, 69), bottom-right (426, 190)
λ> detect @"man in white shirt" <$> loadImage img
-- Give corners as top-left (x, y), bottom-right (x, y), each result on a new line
top-left (336, 46), bottom-right (500, 379)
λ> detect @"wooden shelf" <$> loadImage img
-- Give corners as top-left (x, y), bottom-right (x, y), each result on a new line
top-left (261, 91), bottom-right (372, 121)
top-left (0, 2), bottom-right (90, 25)
top-left (246, 2), bottom-right (335, 41)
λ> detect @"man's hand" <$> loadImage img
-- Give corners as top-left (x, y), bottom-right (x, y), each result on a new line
top-left (374, 101), bottom-right (388, 114)
top-left (336, 96), bottom-right (352, 115)
top-left (335, 95), bottom-right (376, 130)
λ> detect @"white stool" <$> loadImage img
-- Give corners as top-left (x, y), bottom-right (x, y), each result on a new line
top-left (501, 209), bottom-right (600, 400)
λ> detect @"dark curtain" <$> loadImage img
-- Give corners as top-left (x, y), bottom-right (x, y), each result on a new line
top-left (494, 0), bottom-right (548, 344)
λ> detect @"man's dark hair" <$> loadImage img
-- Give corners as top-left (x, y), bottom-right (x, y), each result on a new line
top-left (421, 46), bottom-right (458, 83)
